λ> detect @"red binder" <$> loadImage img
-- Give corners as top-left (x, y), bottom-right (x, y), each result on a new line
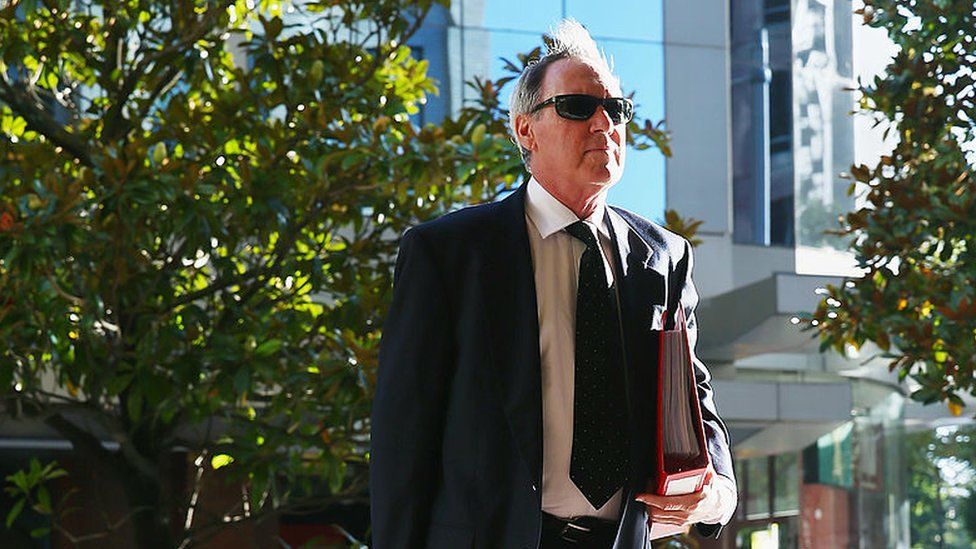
top-left (649, 306), bottom-right (710, 540)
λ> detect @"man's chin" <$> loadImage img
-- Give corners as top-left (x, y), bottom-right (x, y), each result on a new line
top-left (585, 165), bottom-right (623, 186)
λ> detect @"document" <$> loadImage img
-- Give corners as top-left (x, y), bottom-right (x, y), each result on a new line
top-left (649, 306), bottom-right (710, 540)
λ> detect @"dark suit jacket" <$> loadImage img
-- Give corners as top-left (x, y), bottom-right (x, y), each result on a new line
top-left (369, 181), bottom-right (735, 548)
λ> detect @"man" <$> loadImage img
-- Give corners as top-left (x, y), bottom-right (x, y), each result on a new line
top-left (370, 20), bottom-right (737, 549)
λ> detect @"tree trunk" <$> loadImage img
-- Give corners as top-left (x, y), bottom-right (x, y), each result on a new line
top-left (122, 467), bottom-right (177, 549)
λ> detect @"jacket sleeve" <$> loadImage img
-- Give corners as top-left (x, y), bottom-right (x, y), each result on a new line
top-left (673, 238), bottom-right (738, 539)
top-left (369, 227), bottom-right (454, 548)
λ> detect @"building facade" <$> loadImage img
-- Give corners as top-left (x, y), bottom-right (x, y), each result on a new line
top-left (410, 1), bottom-right (973, 547)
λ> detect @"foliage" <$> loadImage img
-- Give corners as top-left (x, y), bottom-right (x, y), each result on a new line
top-left (3, 459), bottom-right (68, 540)
top-left (0, 0), bottom-right (529, 546)
top-left (663, 209), bottom-right (703, 248)
top-left (905, 425), bottom-right (976, 548)
top-left (807, 0), bottom-right (976, 415)
top-left (0, 1), bottom-right (677, 546)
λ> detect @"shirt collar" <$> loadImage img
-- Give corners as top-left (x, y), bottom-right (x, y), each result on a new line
top-left (525, 176), bottom-right (611, 241)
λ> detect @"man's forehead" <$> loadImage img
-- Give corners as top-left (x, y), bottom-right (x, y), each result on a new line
top-left (541, 58), bottom-right (622, 96)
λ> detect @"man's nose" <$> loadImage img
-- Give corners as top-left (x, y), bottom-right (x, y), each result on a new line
top-left (589, 105), bottom-right (614, 132)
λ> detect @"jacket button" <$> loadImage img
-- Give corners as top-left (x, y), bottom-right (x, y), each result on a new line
top-left (531, 484), bottom-right (537, 491)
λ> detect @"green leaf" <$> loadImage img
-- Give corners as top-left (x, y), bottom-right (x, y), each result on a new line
top-left (152, 142), bottom-right (167, 164)
top-left (7, 471), bottom-right (28, 493)
top-left (127, 390), bottom-right (143, 423)
top-left (328, 460), bottom-right (346, 494)
top-left (211, 454), bottom-right (235, 470)
top-left (233, 367), bottom-right (250, 394)
top-left (43, 469), bottom-right (67, 482)
top-left (254, 339), bottom-right (282, 357)
top-left (6, 499), bottom-right (24, 528)
top-left (470, 124), bottom-right (486, 145)
top-left (35, 486), bottom-right (51, 514)
top-left (106, 374), bottom-right (134, 396)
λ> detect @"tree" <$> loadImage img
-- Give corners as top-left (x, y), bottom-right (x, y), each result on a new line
top-left (0, 0), bottom-right (529, 546)
top-left (808, 0), bottom-right (976, 414)
top-left (0, 2), bottom-right (675, 546)
top-left (905, 424), bottom-right (976, 548)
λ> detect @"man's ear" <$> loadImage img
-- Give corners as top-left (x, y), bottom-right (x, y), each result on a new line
top-left (514, 113), bottom-right (536, 153)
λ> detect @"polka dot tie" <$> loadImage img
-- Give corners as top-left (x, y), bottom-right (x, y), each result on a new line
top-left (564, 220), bottom-right (629, 510)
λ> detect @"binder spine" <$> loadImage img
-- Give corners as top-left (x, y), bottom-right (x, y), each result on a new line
top-left (654, 306), bottom-right (711, 496)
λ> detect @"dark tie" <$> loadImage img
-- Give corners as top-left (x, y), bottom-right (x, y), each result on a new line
top-left (564, 220), bottom-right (629, 510)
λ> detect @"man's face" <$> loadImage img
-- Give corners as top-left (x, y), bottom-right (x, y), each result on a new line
top-left (516, 58), bottom-right (627, 195)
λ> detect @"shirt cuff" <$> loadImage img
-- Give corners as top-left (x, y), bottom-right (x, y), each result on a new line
top-left (711, 473), bottom-right (738, 525)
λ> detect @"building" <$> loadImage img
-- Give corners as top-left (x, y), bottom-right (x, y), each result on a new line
top-left (410, 1), bottom-right (973, 547)
top-left (1, 1), bottom-right (969, 547)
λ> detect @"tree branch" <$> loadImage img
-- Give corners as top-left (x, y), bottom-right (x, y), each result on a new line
top-left (0, 75), bottom-right (94, 166)
top-left (102, 0), bottom-right (234, 142)
top-left (159, 263), bottom-right (274, 313)
top-left (51, 504), bottom-right (153, 545)
top-left (132, 62), bottom-right (183, 124)
top-left (44, 411), bottom-right (120, 468)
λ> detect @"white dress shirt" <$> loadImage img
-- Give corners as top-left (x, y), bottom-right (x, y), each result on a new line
top-left (524, 176), bottom-right (624, 520)
top-left (524, 177), bottom-right (738, 525)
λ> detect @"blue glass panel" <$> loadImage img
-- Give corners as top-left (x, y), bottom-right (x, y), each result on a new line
top-left (462, 28), bottom-right (546, 109)
top-left (481, 0), bottom-right (562, 33)
top-left (565, 0), bottom-right (664, 42)
top-left (600, 40), bottom-right (665, 120)
top-left (602, 40), bottom-right (666, 221)
top-left (609, 146), bottom-right (666, 223)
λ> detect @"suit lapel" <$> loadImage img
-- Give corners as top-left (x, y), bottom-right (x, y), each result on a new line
top-left (605, 207), bottom-right (669, 548)
top-left (606, 207), bottom-right (669, 317)
top-left (481, 182), bottom-right (544, 490)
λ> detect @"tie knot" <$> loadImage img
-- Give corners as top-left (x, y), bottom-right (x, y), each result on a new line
top-left (564, 220), bottom-right (598, 249)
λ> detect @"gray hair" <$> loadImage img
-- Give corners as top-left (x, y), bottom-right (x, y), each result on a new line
top-left (508, 19), bottom-right (619, 169)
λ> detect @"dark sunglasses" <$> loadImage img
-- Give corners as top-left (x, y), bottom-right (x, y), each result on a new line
top-left (529, 94), bottom-right (635, 125)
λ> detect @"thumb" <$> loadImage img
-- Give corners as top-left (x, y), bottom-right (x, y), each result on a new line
top-left (704, 465), bottom-right (715, 484)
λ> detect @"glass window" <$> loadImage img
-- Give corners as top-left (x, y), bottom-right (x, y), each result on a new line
top-left (745, 457), bottom-right (770, 520)
top-left (565, 0), bottom-right (664, 42)
top-left (792, 0), bottom-right (856, 256)
top-left (457, 28), bottom-right (543, 110)
top-left (764, 0), bottom-right (790, 24)
top-left (481, 0), bottom-right (562, 32)
top-left (817, 422), bottom-right (854, 488)
top-left (769, 68), bottom-right (795, 246)
top-left (730, 0), bottom-right (795, 247)
top-left (768, 69), bottom-right (792, 151)
top-left (735, 458), bottom-right (747, 519)
top-left (773, 452), bottom-right (800, 515)
top-left (601, 40), bottom-right (664, 122)
top-left (609, 146), bottom-right (665, 222)
top-left (600, 40), bottom-right (665, 221)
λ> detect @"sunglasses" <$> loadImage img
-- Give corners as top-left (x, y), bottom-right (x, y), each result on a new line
top-left (529, 94), bottom-right (635, 125)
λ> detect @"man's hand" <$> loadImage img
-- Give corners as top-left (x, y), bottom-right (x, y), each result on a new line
top-left (633, 465), bottom-right (731, 526)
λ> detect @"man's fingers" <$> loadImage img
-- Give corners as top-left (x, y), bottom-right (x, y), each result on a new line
top-left (635, 491), bottom-right (705, 510)
top-left (647, 513), bottom-right (689, 526)
top-left (637, 484), bottom-right (723, 526)
top-left (651, 518), bottom-right (686, 526)
top-left (649, 511), bottom-right (690, 522)
top-left (643, 500), bottom-right (687, 511)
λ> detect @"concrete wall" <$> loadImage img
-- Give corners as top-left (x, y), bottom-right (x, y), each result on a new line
top-left (663, 0), bottom-right (732, 237)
